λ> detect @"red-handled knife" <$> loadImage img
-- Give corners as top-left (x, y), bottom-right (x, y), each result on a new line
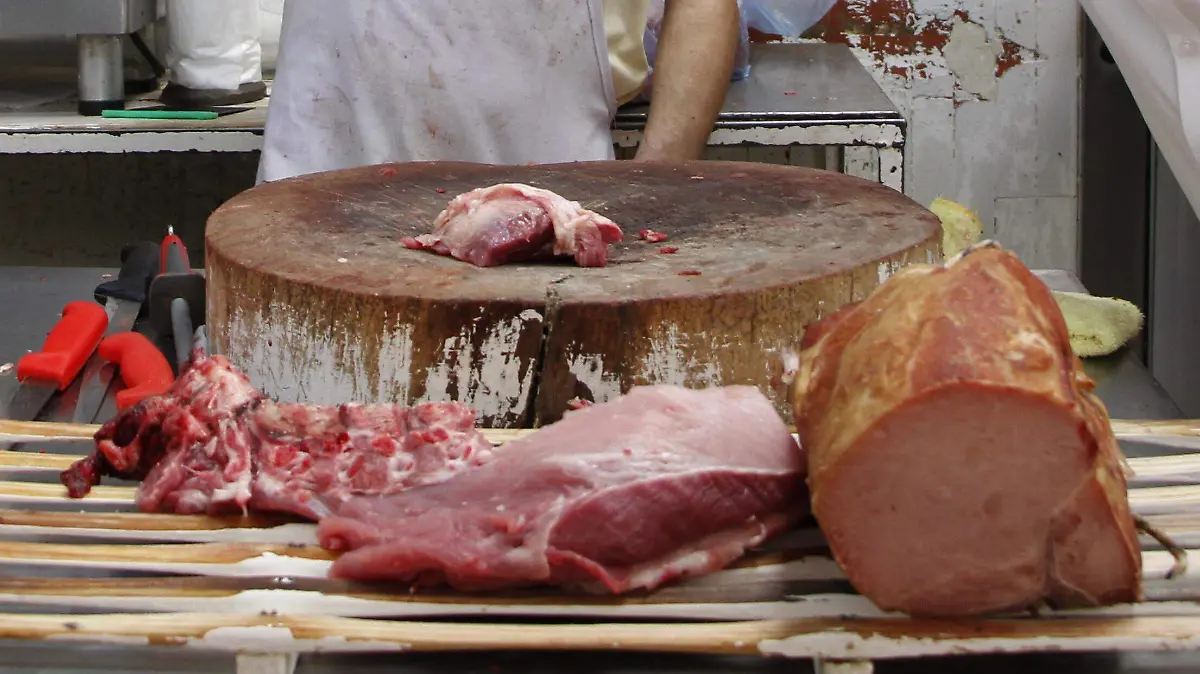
top-left (71, 241), bottom-right (162, 424)
top-left (1, 301), bottom-right (109, 422)
top-left (98, 332), bottom-right (176, 411)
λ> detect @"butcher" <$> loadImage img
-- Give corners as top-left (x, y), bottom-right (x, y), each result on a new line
top-left (256, 0), bottom-right (739, 184)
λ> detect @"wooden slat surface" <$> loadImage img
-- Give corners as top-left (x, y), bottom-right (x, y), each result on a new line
top-left (3, 612), bottom-right (1200, 660)
top-left (2, 433), bottom-right (1200, 660)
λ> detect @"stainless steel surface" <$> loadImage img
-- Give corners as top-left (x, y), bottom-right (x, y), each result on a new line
top-left (77, 34), bottom-right (124, 104)
top-left (0, 268), bottom-right (136, 428)
top-left (0, 0), bottom-right (156, 116)
top-left (1079, 16), bottom-right (1152, 362)
top-left (1036, 270), bottom-right (1183, 424)
top-left (0, 380), bottom-right (56, 425)
top-left (1149, 144), bottom-right (1200, 417)
top-left (0, 0), bottom-right (156, 37)
top-left (0, 380), bottom-right (56, 452)
top-left (0, 265), bottom-right (1191, 674)
top-left (615, 43), bottom-right (906, 130)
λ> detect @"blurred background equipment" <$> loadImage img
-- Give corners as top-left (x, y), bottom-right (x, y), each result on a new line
top-left (160, 0), bottom-right (266, 109)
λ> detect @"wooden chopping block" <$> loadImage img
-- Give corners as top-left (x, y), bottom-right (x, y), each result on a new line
top-left (205, 160), bottom-right (942, 427)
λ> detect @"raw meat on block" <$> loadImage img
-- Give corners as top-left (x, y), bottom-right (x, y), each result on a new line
top-left (317, 385), bottom-right (807, 594)
top-left (62, 354), bottom-right (494, 520)
top-left (401, 183), bottom-right (624, 267)
top-left (790, 241), bottom-right (1141, 617)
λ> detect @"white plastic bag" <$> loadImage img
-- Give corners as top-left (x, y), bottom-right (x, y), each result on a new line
top-left (166, 0), bottom-right (263, 90)
top-left (742, 0), bottom-right (838, 38)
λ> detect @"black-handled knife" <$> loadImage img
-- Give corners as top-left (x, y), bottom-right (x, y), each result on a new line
top-left (96, 241), bottom-right (160, 306)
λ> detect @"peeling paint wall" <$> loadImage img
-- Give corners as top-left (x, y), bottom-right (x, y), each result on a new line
top-left (782, 0), bottom-right (1082, 271)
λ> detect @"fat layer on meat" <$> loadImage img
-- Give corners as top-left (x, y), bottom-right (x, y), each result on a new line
top-left (401, 183), bottom-right (624, 267)
top-left (790, 241), bottom-right (1142, 617)
top-left (317, 384), bottom-right (807, 594)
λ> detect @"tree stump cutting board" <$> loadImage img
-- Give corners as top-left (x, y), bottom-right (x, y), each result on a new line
top-left (206, 160), bottom-right (942, 427)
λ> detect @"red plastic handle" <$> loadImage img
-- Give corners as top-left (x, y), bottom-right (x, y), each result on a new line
top-left (16, 301), bottom-right (109, 390)
top-left (98, 332), bottom-right (176, 410)
top-left (160, 230), bottom-right (190, 274)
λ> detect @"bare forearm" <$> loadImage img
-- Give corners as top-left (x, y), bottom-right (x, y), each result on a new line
top-left (635, 0), bottom-right (739, 161)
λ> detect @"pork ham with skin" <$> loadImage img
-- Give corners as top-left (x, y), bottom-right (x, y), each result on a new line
top-left (790, 241), bottom-right (1142, 617)
top-left (401, 183), bottom-right (624, 267)
top-left (317, 385), bottom-right (807, 594)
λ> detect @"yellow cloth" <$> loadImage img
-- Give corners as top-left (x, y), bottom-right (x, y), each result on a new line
top-left (1053, 291), bottom-right (1145, 358)
top-left (927, 197), bottom-right (1145, 358)
top-left (603, 0), bottom-right (652, 106)
top-left (929, 196), bottom-right (982, 259)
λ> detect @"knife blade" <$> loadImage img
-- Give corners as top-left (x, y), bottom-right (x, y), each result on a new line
top-left (71, 241), bottom-right (161, 424)
top-left (71, 362), bottom-right (116, 425)
top-left (0, 301), bottom-right (109, 444)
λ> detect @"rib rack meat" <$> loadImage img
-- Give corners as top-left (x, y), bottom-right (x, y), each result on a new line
top-left (401, 183), bottom-right (624, 267)
top-left (62, 355), bottom-right (494, 520)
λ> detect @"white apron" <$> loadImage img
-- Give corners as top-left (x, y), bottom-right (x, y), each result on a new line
top-left (257, 0), bottom-right (618, 184)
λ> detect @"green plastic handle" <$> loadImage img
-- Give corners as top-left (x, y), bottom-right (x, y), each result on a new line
top-left (101, 109), bottom-right (220, 121)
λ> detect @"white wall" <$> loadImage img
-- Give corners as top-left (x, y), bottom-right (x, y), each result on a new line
top-left (812, 0), bottom-right (1082, 272)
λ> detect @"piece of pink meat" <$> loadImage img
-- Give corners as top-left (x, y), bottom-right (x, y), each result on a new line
top-left (249, 400), bottom-right (494, 519)
top-left (401, 183), bottom-right (624, 267)
top-left (62, 355), bottom-right (494, 520)
top-left (317, 385), bottom-right (807, 594)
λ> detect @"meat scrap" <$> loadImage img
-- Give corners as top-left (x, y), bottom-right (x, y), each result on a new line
top-left (565, 397), bottom-right (593, 411)
top-left (401, 183), bottom-right (623, 267)
top-left (318, 384), bottom-right (807, 594)
top-left (638, 229), bottom-right (668, 243)
top-left (791, 241), bottom-right (1141, 618)
top-left (62, 355), bottom-right (494, 520)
